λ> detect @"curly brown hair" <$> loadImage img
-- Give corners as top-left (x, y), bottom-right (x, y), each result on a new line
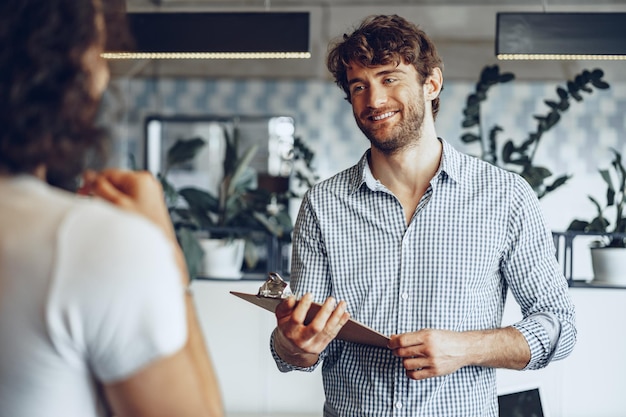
top-left (0, 0), bottom-right (129, 190)
top-left (327, 14), bottom-right (444, 119)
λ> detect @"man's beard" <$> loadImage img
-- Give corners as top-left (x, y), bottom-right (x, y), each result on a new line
top-left (355, 98), bottom-right (425, 156)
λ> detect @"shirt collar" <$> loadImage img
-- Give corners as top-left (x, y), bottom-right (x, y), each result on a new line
top-left (349, 138), bottom-right (461, 194)
top-left (438, 139), bottom-right (461, 184)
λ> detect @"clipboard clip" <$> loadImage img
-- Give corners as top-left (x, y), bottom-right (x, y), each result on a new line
top-left (257, 272), bottom-right (293, 299)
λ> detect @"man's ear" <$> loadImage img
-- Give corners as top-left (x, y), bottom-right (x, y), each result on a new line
top-left (424, 67), bottom-right (443, 100)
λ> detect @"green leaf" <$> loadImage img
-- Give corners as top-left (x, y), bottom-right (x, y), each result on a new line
top-left (545, 174), bottom-right (571, 192)
top-left (567, 219), bottom-right (589, 232)
top-left (165, 137), bottom-right (206, 170)
top-left (158, 173), bottom-right (178, 208)
top-left (589, 195), bottom-right (604, 216)
top-left (526, 166), bottom-right (553, 180)
top-left (590, 68), bottom-right (605, 80)
top-left (462, 117), bottom-right (479, 128)
top-left (567, 81), bottom-right (583, 101)
top-left (128, 153), bottom-right (138, 170)
top-left (544, 100), bottom-right (559, 110)
top-left (228, 144), bottom-right (259, 196)
top-left (498, 72), bottom-right (515, 83)
top-left (222, 125), bottom-right (238, 177)
top-left (581, 70), bottom-right (591, 83)
top-left (461, 133), bottom-right (481, 143)
top-left (179, 190), bottom-right (218, 229)
top-left (467, 94), bottom-right (480, 106)
top-left (557, 98), bottom-right (570, 111)
top-left (591, 79), bottom-right (610, 90)
top-left (545, 111), bottom-right (561, 129)
top-left (501, 141), bottom-right (515, 163)
top-left (588, 216), bottom-right (610, 232)
top-left (556, 86), bottom-right (568, 100)
top-left (463, 105), bottom-right (479, 117)
top-left (177, 227), bottom-right (204, 282)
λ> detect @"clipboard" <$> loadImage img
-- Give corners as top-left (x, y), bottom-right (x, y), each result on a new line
top-left (230, 291), bottom-right (390, 348)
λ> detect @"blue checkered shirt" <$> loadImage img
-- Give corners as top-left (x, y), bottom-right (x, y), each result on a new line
top-left (271, 139), bottom-right (576, 417)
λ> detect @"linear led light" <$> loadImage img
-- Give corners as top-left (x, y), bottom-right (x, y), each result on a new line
top-left (498, 54), bottom-right (626, 61)
top-left (103, 12), bottom-right (311, 60)
top-left (101, 52), bottom-right (312, 60)
top-left (496, 12), bottom-right (626, 61)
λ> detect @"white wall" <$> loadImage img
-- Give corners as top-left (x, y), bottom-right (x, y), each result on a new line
top-left (498, 288), bottom-right (626, 417)
top-left (191, 280), bottom-right (325, 417)
top-left (192, 280), bottom-right (626, 417)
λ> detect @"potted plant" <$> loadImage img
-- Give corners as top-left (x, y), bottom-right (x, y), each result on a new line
top-left (460, 65), bottom-right (610, 199)
top-left (567, 148), bottom-right (626, 284)
top-left (160, 123), bottom-right (313, 280)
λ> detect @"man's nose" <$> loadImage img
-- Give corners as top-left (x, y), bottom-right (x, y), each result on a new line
top-left (366, 84), bottom-right (388, 108)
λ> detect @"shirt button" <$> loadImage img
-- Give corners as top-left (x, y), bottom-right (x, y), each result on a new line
top-left (395, 401), bottom-right (403, 409)
top-left (401, 292), bottom-right (409, 300)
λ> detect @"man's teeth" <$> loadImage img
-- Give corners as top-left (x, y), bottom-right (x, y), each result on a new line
top-left (372, 112), bottom-right (394, 121)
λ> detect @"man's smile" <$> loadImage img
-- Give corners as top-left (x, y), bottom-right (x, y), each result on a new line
top-left (368, 111), bottom-right (398, 122)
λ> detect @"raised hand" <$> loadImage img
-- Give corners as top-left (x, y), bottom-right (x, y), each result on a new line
top-left (274, 293), bottom-right (350, 367)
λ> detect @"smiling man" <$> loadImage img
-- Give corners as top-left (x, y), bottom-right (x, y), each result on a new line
top-left (270, 14), bottom-right (576, 417)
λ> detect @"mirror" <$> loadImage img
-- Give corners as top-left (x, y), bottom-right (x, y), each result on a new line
top-left (143, 114), bottom-right (296, 278)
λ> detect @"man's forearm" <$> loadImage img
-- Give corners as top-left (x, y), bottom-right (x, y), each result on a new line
top-left (464, 326), bottom-right (530, 370)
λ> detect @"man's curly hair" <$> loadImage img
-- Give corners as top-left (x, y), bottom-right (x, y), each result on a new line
top-left (327, 14), bottom-right (444, 119)
top-left (0, 0), bottom-right (130, 190)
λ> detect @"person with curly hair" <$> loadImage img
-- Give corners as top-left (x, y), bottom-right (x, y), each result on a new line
top-left (0, 1), bottom-right (223, 416)
top-left (270, 15), bottom-right (576, 417)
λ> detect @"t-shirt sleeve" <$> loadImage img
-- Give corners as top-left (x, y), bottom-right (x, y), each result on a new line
top-left (51, 201), bottom-right (188, 384)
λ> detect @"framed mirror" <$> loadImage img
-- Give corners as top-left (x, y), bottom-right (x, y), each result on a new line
top-left (144, 114), bottom-right (296, 278)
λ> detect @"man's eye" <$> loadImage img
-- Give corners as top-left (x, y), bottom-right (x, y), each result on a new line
top-left (351, 85), bottom-right (365, 94)
top-left (384, 78), bottom-right (396, 84)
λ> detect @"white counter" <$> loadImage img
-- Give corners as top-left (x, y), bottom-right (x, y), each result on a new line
top-left (191, 280), bottom-right (626, 417)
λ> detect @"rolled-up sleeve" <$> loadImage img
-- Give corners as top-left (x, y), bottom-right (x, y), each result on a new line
top-left (504, 177), bottom-right (576, 370)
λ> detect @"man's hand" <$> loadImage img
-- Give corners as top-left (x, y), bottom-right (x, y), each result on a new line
top-left (388, 329), bottom-right (470, 380)
top-left (388, 326), bottom-right (530, 380)
top-left (273, 293), bottom-right (350, 368)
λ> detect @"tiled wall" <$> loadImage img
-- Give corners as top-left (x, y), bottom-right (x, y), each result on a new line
top-left (107, 75), bottom-right (626, 248)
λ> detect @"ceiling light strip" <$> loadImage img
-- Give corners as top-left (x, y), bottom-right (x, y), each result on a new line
top-left (102, 52), bottom-right (311, 60)
top-left (496, 13), bottom-right (626, 61)
top-left (498, 54), bottom-right (626, 61)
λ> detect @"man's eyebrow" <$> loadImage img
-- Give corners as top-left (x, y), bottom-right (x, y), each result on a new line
top-left (347, 68), bottom-right (408, 86)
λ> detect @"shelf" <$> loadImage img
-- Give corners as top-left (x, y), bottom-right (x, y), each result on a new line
top-left (552, 231), bottom-right (626, 289)
top-left (569, 280), bottom-right (626, 290)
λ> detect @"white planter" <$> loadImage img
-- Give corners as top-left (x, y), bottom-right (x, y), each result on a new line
top-left (198, 238), bottom-right (245, 279)
top-left (590, 247), bottom-right (626, 285)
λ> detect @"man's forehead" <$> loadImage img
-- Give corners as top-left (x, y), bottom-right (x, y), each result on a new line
top-left (346, 61), bottom-right (416, 77)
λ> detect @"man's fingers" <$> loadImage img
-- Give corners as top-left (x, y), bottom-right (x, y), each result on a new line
top-left (276, 293), bottom-right (350, 346)
top-left (275, 296), bottom-right (298, 320)
top-left (325, 300), bottom-right (350, 333)
top-left (290, 293), bottom-right (314, 325)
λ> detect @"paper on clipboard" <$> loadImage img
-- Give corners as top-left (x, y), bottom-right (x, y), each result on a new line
top-left (230, 291), bottom-right (390, 348)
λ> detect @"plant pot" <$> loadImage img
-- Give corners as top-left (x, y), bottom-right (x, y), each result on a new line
top-left (590, 246), bottom-right (626, 285)
top-left (198, 238), bottom-right (245, 279)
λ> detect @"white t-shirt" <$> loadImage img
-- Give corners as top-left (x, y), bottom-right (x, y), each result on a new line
top-left (0, 175), bottom-right (187, 417)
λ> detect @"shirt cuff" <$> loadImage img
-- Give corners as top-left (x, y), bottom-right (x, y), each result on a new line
top-left (513, 312), bottom-right (560, 370)
top-left (270, 328), bottom-right (322, 373)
